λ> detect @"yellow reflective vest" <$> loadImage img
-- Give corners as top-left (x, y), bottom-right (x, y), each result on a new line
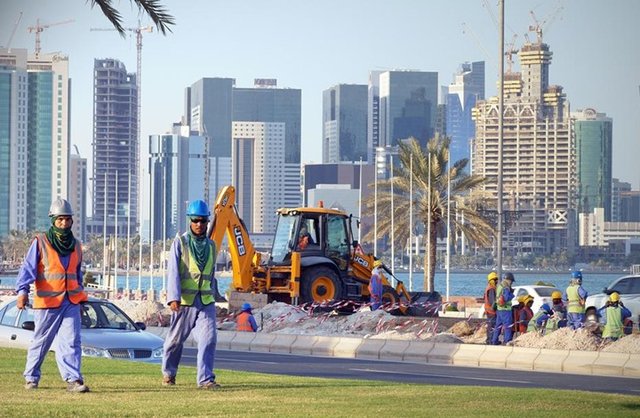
top-left (178, 235), bottom-right (216, 306)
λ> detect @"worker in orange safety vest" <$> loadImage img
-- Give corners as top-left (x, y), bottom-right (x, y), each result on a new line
top-left (236, 303), bottom-right (258, 332)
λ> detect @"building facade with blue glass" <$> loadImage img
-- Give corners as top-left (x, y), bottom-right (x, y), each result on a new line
top-left (322, 84), bottom-right (368, 163)
top-left (446, 61), bottom-right (484, 166)
top-left (377, 70), bottom-right (438, 150)
top-left (0, 49), bottom-right (69, 236)
top-left (572, 108), bottom-right (613, 220)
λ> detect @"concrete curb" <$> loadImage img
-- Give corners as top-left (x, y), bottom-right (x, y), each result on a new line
top-left (147, 327), bottom-right (636, 378)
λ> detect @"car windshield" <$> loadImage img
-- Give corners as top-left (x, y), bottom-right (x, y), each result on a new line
top-left (81, 301), bottom-right (137, 330)
top-left (535, 287), bottom-right (558, 297)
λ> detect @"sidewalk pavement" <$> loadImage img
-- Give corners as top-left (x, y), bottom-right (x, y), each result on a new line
top-left (147, 327), bottom-right (639, 378)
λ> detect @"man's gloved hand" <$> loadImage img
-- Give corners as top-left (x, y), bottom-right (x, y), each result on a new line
top-left (16, 294), bottom-right (28, 310)
top-left (169, 300), bottom-right (180, 312)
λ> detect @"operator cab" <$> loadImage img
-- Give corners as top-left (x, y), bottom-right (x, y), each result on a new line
top-left (270, 207), bottom-right (353, 271)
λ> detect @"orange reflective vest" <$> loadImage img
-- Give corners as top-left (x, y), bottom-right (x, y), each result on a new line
top-left (236, 312), bottom-right (254, 332)
top-left (34, 234), bottom-right (87, 309)
top-left (484, 284), bottom-right (496, 316)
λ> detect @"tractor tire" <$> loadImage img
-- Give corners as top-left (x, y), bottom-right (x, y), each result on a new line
top-left (300, 266), bottom-right (343, 304)
top-left (381, 286), bottom-right (399, 306)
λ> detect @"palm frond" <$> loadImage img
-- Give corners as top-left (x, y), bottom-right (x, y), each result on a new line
top-left (89, 0), bottom-right (175, 36)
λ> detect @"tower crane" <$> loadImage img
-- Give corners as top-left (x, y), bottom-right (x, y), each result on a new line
top-left (90, 23), bottom-right (153, 230)
top-left (4, 11), bottom-right (23, 52)
top-left (528, 4), bottom-right (564, 44)
top-left (27, 18), bottom-right (74, 58)
top-left (505, 34), bottom-right (518, 73)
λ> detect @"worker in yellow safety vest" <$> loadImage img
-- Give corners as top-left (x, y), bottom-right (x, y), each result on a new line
top-left (162, 200), bottom-right (220, 390)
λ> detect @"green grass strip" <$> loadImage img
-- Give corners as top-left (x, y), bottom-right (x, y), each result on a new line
top-left (0, 347), bottom-right (638, 417)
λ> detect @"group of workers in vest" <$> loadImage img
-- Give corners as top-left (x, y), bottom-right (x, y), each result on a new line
top-left (484, 269), bottom-right (633, 345)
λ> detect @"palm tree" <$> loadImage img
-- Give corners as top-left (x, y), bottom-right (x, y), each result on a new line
top-left (89, 0), bottom-right (175, 35)
top-left (363, 135), bottom-right (495, 292)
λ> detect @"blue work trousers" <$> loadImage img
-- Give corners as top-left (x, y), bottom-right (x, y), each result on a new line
top-left (485, 314), bottom-right (496, 344)
top-left (162, 297), bottom-right (217, 386)
top-left (491, 310), bottom-right (514, 345)
top-left (566, 312), bottom-right (585, 330)
top-left (24, 297), bottom-right (83, 384)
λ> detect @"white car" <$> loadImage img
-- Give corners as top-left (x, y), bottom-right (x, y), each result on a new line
top-left (584, 275), bottom-right (640, 326)
top-left (511, 285), bottom-right (561, 314)
top-left (0, 297), bottom-right (164, 362)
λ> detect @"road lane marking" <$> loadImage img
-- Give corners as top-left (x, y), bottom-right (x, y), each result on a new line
top-left (183, 354), bottom-right (278, 365)
top-left (349, 368), bottom-right (533, 384)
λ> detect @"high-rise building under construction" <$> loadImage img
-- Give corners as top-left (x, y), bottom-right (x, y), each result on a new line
top-left (472, 39), bottom-right (574, 255)
top-left (92, 58), bottom-right (138, 236)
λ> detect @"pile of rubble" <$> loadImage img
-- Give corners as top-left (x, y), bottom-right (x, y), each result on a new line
top-left (111, 300), bottom-right (640, 354)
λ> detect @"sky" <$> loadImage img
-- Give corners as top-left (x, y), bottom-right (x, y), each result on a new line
top-left (1, 0), bottom-right (639, 213)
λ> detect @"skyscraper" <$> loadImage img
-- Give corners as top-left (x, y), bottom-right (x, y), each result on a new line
top-left (446, 61), bottom-right (485, 165)
top-left (376, 70), bottom-right (438, 150)
top-left (233, 79), bottom-right (302, 208)
top-left (0, 48), bottom-right (28, 236)
top-left (0, 48), bottom-right (70, 235)
top-left (183, 77), bottom-right (234, 203)
top-left (92, 58), bottom-right (138, 236)
top-left (148, 125), bottom-right (218, 240)
top-left (367, 71), bottom-right (382, 163)
top-left (149, 133), bottom-right (187, 240)
top-left (572, 108), bottom-right (613, 220)
top-left (472, 38), bottom-right (573, 255)
top-left (322, 84), bottom-right (368, 163)
top-left (612, 178), bottom-right (632, 222)
top-left (69, 151), bottom-right (87, 241)
top-left (232, 121), bottom-right (286, 233)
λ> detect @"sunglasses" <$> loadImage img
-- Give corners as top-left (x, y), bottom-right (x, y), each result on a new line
top-left (190, 218), bottom-right (209, 224)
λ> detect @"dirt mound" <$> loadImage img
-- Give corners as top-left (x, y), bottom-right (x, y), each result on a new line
top-left (512, 327), bottom-right (601, 351)
top-left (111, 299), bottom-right (640, 353)
top-left (601, 334), bottom-right (640, 353)
top-left (447, 320), bottom-right (476, 337)
top-left (114, 299), bottom-right (171, 326)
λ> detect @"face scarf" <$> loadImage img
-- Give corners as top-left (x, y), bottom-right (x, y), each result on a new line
top-left (187, 228), bottom-right (210, 272)
top-left (46, 216), bottom-right (76, 257)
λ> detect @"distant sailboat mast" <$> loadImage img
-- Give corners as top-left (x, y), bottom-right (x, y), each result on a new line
top-left (102, 171), bottom-right (107, 285)
top-left (114, 170), bottom-right (118, 295)
top-left (409, 154), bottom-right (413, 291)
top-left (126, 169), bottom-right (131, 293)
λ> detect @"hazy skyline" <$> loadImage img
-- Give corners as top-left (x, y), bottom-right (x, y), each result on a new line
top-left (1, 0), bottom-right (639, 207)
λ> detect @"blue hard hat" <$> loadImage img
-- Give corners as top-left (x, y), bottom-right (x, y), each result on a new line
top-left (502, 272), bottom-right (515, 282)
top-left (241, 302), bottom-right (252, 311)
top-left (187, 200), bottom-right (210, 217)
top-left (571, 270), bottom-right (582, 280)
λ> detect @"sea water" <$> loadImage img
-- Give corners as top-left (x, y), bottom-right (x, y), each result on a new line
top-left (0, 271), bottom-right (623, 299)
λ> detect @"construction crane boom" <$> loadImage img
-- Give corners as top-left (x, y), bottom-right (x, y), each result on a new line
top-left (505, 34), bottom-right (518, 73)
top-left (528, 4), bottom-right (564, 44)
top-left (27, 18), bottom-right (74, 58)
top-left (5, 11), bottom-right (23, 52)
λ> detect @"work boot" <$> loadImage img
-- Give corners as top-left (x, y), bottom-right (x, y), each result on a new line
top-left (67, 380), bottom-right (90, 393)
top-left (24, 381), bottom-right (38, 390)
top-left (162, 375), bottom-right (176, 386)
top-left (198, 380), bottom-right (221, 390)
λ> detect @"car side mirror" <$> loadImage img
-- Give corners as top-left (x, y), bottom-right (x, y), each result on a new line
top-left (22, 321), bottom-right (35, 331)
top-left (135, 322), bottom-right (146, 331)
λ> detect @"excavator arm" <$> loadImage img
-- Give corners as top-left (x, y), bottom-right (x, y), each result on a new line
top-left (207, 186), bottom-right (259, 292)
